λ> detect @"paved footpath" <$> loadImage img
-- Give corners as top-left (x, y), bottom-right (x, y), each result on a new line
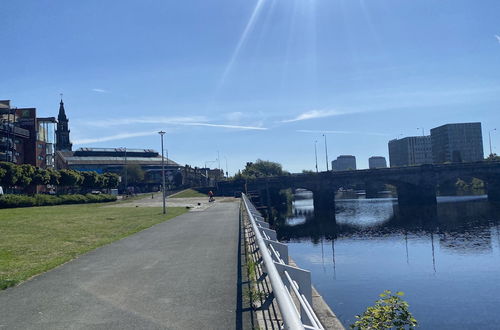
top-left (0, 201), bottom-right (241, 330)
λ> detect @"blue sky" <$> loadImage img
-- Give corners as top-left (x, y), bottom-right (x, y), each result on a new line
top-left (2, 0), bottom-right (500, 173)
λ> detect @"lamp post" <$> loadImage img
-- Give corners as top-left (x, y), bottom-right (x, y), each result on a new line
top-left (158, 131), bottom-right (166, 214)
top-left (323, 134), bottom-right (329, 171)
top-left (224, 156), bottom-right (229, 178)
top-left (124, 147), bottom-right (128, 194)
top-left (417, 127), bottom-right (425, 137)
top-left (314, 140), bottom-right (318, 173)
top-left (489, 128), bottom-right (497, 156)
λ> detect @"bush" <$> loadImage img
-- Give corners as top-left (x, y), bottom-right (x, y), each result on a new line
top-left (0, 193), bottom-right (117, 209)
top-left (351, 290), bottom-right (417, 330)
top-left (34, 194), bottom-right (61, 206)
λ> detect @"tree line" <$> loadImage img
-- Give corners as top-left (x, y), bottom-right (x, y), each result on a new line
top-left (0, 162), bottom-right (120, 191)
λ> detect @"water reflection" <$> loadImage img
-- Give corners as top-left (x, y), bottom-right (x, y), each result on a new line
top-left (277, 192), bottom-right (500, 329)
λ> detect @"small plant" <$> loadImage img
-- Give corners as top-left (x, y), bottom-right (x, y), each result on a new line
top-left (350, 290), bottom-right (417, 330)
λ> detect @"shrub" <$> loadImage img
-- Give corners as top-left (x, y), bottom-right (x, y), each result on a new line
top-left (351, 291), bottom-right (417, 330)
top-left (0, 193), bottom-right (117, 209)
top-left (34, 194), bottom-right (61, 206)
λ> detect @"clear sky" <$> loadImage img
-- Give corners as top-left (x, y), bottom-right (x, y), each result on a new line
top-left (2, 0), bottom-right (500, 174)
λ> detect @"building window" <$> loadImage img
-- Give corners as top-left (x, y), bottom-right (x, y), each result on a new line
top-left (38, 144), bottom-right (43, 148)
top-left (38, 156), bottom-right (44, 160)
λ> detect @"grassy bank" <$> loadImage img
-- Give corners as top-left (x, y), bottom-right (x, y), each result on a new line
top-left (170, 189), bottom-right (207, 198)
top-left (0, 203), bottom-right (187, 290)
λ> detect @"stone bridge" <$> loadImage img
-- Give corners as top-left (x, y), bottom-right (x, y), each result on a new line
top-left (219, 161), bottom-right (500, 211)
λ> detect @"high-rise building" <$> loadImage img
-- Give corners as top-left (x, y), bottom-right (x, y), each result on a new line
top-left (56, 98), bottom-right (72, 151)
top-left (332, 155), bottom-right (356, 171)
top-left (388, 136), bottom-right (432, 167)
top-left (431, 123), bottom-right (484, 163)
top-left (369, 156), bottom-right (387, 169)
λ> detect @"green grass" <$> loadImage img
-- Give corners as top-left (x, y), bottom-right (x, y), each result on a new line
top-left (169, 189), bottom-right (207, 198)
top-left (0, 203), bottom-right (187, 290)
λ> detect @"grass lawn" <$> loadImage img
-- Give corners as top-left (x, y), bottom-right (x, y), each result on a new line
top-left (0, 203), bottom-right (187, 290)
top-left (170, 189), bottom-right (207, 198)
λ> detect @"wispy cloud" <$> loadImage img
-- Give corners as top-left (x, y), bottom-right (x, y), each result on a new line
top-left (495, 35), bottom-right (500, 44)
top-left (77, 115), bottom-right (266, 131)
top-left (297, 129), bottom-right (390, 136)
top-left (80, 116), bottom-right (208, 127)
top-left (181, 122), bottom-right (267, 130)
top-left (91, 88), bottom-right (109, 93)
top-left (282, 109), bottom-right (345, 123)
top-left (73, 131), bottom-right (157, 145)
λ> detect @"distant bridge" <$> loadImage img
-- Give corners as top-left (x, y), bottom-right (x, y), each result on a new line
top-left (219, 161), bottom-right (500, 211)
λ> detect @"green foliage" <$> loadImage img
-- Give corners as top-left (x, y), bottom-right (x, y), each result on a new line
top-left (32, 168), bottom-right (51, 186)
top-left (46, 168), bottom-right (61, 185)
top-left (103, 172), bottom-right (120, 189)
top-left (123, 164), bottom-right (144, 185)
top-left (486, 153), bottom-right (500, 161)
top-left (0, 162), bottom-right (117, 191)
top-left (0, 162), bottom-right (22, 187)
top-left (236, 159), bottom-right (288, 179)
top-left (59, 169), bottom-right (84, 187)
top-left (81, 171), bottom-right (100, 188)
top-left (351, 291), bottom-right (417, 330)
top-left (0, 193), bottom-right (117, 208)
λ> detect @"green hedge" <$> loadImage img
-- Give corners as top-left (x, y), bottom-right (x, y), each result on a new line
top-left (0, 194), bottom-right (117, 209)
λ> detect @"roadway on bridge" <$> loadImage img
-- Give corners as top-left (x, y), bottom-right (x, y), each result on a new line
top-left (0, 201), bottom-right (243, 329)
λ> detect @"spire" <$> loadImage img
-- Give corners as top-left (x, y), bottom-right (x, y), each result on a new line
top-left (58, 94), bottom-right (67, 122)
top-left (56, 95), bottom-right (72, 151)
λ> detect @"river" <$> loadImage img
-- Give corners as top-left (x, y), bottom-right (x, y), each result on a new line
top-left (277, 190), bottom-right (500, 329)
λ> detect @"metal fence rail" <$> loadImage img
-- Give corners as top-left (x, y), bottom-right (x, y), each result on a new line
top-left (242, 193), bottom-right (324, 330)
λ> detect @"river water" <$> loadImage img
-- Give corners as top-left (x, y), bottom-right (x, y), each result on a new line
top-left (277, 191), bottom-right (500, 329)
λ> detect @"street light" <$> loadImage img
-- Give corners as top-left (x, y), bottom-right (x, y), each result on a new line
top-left (417, 128), bottom-right (425, 137)
top-left (489, 128), bottom-right (497, 156)
top-left (158, 131), bottom-right (166, 214)
top-left (323, 134), bottom-right (329, 171)
top-left (314, 140), bottom-right (318, 173)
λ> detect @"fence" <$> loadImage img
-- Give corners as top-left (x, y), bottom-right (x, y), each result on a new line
top-left (242, 193), bottom-right (324, 330)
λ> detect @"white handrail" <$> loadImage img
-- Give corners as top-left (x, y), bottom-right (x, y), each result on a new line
top-left (242, 194), bottom-right (324, 330)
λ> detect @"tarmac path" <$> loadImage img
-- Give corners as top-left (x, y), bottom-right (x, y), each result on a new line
top-left (0, 200), bottom-right (242, 330)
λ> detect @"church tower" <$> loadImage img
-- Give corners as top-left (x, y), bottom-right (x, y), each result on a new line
top-left (55, 97), bottom-right (72, 151)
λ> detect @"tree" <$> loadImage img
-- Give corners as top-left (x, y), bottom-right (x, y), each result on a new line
top-left (486, 153), bottom-right (500, 161)
top-left (103, 172), bottom-right (120, 189)
top-left (0, 162), bottom-right (22, 187)
top-left (81, 171), bottom-right (100, 189)
top-left (46, 168), bottom-right (61, 186)
top-left (32, 168), bottom-right (51, 186)
top-left (59, 169), bottom-right (83, 187)
top-left (122, 164), bottom-right (144, 185)
top-left (17, 164), bottom-right (35, 187)
top-left (241, 159), bottom-right (287, 179)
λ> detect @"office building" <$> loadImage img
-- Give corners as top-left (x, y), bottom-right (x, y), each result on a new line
top-left (369, 156), bottom-right (387, 169)
top-left (388, 136), bottom-right (432, 167)
top-left (431, 123), bottom-right (484, 163)
top-left (332, 155), bottom-right (357, 171)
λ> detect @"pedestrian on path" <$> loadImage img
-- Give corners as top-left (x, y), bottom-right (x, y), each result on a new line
top-left (208, 190), bottom-right (214, 202)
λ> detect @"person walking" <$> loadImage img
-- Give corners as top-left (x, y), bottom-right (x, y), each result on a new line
top-left (208, 190), bottom-right (214, 202)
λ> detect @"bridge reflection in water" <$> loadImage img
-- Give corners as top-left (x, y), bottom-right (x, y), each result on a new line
top-left (275, 190), bottom-right (500, 329)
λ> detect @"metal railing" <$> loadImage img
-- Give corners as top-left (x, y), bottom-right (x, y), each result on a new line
top-left (242, 193), bottom-right (324, 330)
